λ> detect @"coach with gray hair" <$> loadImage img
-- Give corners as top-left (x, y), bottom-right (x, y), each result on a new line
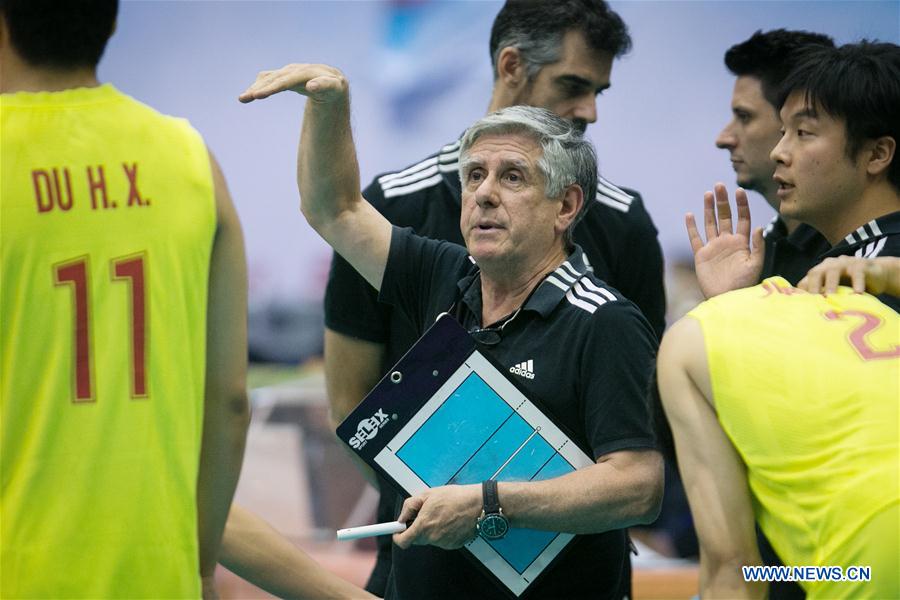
top-left (240, 63), bottom-right (662, 599)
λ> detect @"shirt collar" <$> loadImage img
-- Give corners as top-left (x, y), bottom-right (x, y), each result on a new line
top-left (828, 211), bottom-right (900, 252)
top-left (526, 245), bottom-right (591, 317)
top-left (455, 245), bottom-right (590, 321)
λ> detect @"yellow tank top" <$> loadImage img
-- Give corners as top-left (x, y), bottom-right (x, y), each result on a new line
top-left (1, 84), bottom-right (215, 598)
top-left (689, 277), bottom-right (899, 598)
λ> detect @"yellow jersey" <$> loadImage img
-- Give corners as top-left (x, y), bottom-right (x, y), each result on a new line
top-left (689, 277), bottom-right (899, 599)
top-left (1, 84), bottom-right (215, 598)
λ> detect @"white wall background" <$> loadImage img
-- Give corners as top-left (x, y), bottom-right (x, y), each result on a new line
top-left (101, 0), bottom-right (900, 304)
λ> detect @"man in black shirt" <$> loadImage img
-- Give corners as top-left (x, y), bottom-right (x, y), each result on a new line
top-left (695, 30), bottom-right (834, 299)
top-left (324, 2), bottom-right (664, 594)
top-left (239, 64), bottom-right (663, 600)
top-left (687, 41), bottom-right (900, 313)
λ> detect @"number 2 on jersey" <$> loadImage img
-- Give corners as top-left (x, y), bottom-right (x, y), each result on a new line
top-left (54, 254), bottom-right (147, 402)
top-left (824, 309), bottom-right (900, 361)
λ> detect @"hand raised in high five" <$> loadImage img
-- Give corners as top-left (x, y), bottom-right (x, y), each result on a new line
top-left (238, 63), bottom-right (347, 104)
top-left (686, 183), bottom-right (765, 299)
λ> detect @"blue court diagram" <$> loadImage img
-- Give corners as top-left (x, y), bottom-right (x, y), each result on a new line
top-left (395, 372), bottom-right (578, 575)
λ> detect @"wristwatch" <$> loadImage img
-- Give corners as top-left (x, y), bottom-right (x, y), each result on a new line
top-left (475, 479), bottom-right (509, 540)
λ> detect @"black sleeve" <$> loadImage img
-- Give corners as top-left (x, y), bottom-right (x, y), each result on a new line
top-left (580, 301), bottom-right (658, 458)
top-left (378, 227), bottom-right (470, 333)
top-left (617, 193), bottom-right (667, 341)
top-left (323, 179), bottom-right (391, 342)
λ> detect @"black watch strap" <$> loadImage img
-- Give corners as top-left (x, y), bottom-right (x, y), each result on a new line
top-left (482, 479), bottom-right (500, 513)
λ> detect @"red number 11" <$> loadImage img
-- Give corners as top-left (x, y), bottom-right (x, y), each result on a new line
top-left (54, 254), bottom-right (147, 402)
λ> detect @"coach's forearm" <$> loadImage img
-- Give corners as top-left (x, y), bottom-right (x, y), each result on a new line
top-left (296, 87), bottom-right (362, 231)
top-left (501, 448), bottom-right (663, 533)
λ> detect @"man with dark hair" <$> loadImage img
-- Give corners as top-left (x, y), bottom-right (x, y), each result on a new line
top-left (689, 39), bottom-right (900, 313)
top-left (323, 2), bottom-right (664, 594)
top-left (771, 41), bottom-right (900, 310)
top-left (240, 63), bottom-right (663, 600)
top-left (0, 0), bottom-right (251, 596)
top-left (694, 29), bottom-right (834, 298)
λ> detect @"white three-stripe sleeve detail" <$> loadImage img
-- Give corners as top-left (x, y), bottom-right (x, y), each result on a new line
top-left (869, 220), bottom-right (883, 237)
top-left (382, 173), bottom-right (443, 198)
top-left (553, 267), bottom-right (577, 283)
top-left (573, 281), bottom-right (609, 307)
top-left (845, 233), bottom-right (857, 245)
top-left (378, 156), bottom-right (438, 185)
top-left (560, 261), bottom-right (581, 279)
top-left (545, 276), bottom-right (570, 291)
top-left (867, 237), bottom-right (887, 258)
top-left (382, 164), bottom-right (439, 189)
top-left (595, 193), bottom-right (630, 213)
top-left (596, 177), bottom-right (634, 204)
top-left (580, 278), bottom-right (617, 302)
top-left (855, 226), bottom-right (870, 241)
top-left (565, 290), bottom-right (597, 313)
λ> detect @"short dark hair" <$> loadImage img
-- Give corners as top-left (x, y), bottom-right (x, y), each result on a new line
top-left (489, 0), bottom-right (631, 80)
top-left (724, 29), bottom-right (835, 107)
top-left (778, 41), bottom-right (900, 191)
top-left (0, 0), bottom-right (117, 69)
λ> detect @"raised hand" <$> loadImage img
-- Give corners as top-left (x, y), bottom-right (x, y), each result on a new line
top-left (799, 256), bottom-right (900, 296)
top-left (238, 63), bottom-right (347, 104)
top-left (686, 183), bottom-right (765, 298)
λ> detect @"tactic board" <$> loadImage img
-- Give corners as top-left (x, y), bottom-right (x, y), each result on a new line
top-left (336, 314), bottom-right (593, 596)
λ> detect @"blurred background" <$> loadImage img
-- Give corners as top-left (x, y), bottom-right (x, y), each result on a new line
top-left (101, 1), bottom-right (899, 597)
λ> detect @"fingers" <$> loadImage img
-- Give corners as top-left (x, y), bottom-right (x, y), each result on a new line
top-left (238, 64), bottom-right (346, 104)
top-left (713, 183), bottom-right (734, 235)
top-left (702, 191), bottom-right (718, 241)
top-left (735, 188), bottom-right (752, 238)
top-left (393, 496), bottom-right (423, 549)
top-left (799, 257), bottom-right (874, 295)
top-left (823, 264), bottom-right (843, 295)
top-left (685, 213), bottom-right (704, 255)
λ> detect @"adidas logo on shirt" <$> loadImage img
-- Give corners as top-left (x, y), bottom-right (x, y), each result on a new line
top-left (510, 359), bottom-right (535, 380)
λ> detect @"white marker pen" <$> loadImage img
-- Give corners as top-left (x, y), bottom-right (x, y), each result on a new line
top-left (336, 521), bottom-right (407, 541)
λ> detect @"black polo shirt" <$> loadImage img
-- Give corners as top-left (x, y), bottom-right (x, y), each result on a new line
top-left (760, 217), bottom-right (830, 284)
top-left (818, 210), bottom-right (900, 312)
top-left (378, 227), bottom-right (657, 600)
top-left (324, 138), bottom-right (664, 595)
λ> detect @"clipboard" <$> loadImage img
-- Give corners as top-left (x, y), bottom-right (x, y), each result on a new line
top-left (336, 313), bottom-right (594, 597)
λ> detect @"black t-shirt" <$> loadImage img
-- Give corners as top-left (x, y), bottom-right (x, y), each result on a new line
top-left (378, 227), bottom-right (657, 599)
top-left (760, 217), bottom-right (830, 284)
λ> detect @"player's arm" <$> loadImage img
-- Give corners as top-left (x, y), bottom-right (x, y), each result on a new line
top-left (219, 504), bottom-right (376, 599)
top-left (239, 64), bottom-right (391, 291)
top-left (686, 183), bottom-right (765, 298)
top-left (657, 316), bottom-right (765, 599)
top-left (198, 152), bottom-right (252, 585)
top-left (799, 256), bottom-right (900, 295)
top-left (324, 329), bottom-right (385, 426)
top-left (324, 329), bottom-right (384, 486)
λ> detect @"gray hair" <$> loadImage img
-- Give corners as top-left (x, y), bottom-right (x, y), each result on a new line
top-left (458, 106), bottom-right (598, 248)
top-left (491, 31), bottom-right (564, 80)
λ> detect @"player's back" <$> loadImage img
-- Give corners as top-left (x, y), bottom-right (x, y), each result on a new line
top-left (688, 278), bottom-right (899, 598)
top-left (1, 84), bottom-right (216, 598)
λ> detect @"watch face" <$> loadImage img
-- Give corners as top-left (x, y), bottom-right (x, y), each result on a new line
top-left (478, 513), bottom-right (509, 540)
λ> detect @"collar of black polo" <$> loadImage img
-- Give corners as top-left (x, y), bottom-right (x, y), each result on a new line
top-left (454, 245), bottom-right (590, 321)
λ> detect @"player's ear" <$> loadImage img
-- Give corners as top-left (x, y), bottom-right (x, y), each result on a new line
top-left (496, 46), bottom-right (527, 89)
top-left (556, 184), bottom-right (584, 235)
top-left (864, 135), bottom-right (896, 179)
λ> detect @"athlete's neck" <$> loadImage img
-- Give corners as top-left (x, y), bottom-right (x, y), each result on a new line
top-left (1, 52), bottom-right (99, 94)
